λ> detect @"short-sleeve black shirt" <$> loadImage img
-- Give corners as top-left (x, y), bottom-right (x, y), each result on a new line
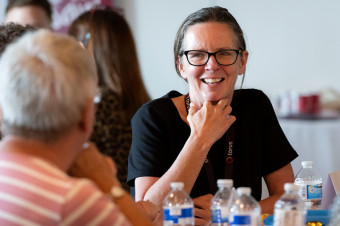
top-left (127, 89), bottom-right (298, 200)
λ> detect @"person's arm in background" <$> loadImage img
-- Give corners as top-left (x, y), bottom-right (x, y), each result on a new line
top-left (69, 142), bottom-right (157, 226)
top-left (260, 163), bottom-right (295, 214)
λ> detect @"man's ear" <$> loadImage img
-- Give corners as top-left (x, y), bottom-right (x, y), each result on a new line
top-left (78, 99), bottom-right (95, 137)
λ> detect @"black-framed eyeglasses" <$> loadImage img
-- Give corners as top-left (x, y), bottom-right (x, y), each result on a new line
top-left (182, 49), bottom-right (242, 66)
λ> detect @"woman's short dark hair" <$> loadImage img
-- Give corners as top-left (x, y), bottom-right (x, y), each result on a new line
top-left (174, 6), bottom-right (246, 76)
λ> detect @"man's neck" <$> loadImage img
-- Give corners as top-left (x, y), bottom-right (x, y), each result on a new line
top-left (0, 134), bottom-right (82, 172)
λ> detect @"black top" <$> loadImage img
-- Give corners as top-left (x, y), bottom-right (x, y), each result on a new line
top-left (127, 89), bottom-right (298, 200)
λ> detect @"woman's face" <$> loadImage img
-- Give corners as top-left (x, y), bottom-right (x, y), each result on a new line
top-left (179, 22), bottom-right (248, 106)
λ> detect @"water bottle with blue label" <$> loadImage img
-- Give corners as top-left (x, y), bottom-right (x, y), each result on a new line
top-left (273, 183), bottom-right (306, 226)
top-left (163, 182), bottom-right (194, 226)
top-left (229, 187), bottom-right (261, 226)
top-left (294, 161), bottom-right (322, 210)
top-left (211, 179), bottom-right (234, 226)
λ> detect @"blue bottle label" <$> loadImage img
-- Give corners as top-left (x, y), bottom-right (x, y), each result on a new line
top-left (163, 206), bottom-right (194, 224)
top-left (230, 215), bottom-right (251, 225)
top-left (211, 207), bottom-right (229, 223)
top-left (306, 184), bottom-right (322, 199)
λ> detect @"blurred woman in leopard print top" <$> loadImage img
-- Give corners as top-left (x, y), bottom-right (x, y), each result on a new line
top-left (68, 7), bottom-right (150, 191)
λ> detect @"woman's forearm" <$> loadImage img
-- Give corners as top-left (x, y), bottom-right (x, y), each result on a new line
top-left (138, 134), bottom-right (213, 207)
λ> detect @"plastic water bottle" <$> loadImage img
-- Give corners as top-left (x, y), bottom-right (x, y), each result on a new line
top-left (229, 187), bottom-right (261, 226)
top-left (211, 179), bottom-right (234, 226)
top-left (294, 161), bottom-right (322, 210)
top-left (273, 183), bottom-right (306, 226)
top-left (163, 182), bottom-right (194, 226)
top-left (328, 195), bottom-right (340, 226)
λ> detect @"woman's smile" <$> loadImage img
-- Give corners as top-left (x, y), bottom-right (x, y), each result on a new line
top-left (201, 78), bottom-right (225, 85)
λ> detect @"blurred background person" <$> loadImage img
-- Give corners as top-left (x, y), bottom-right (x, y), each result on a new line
top-left (0, 22), bottom-right (36, 56)
top-left (0, 29), bottom-right (153, 225)
top-left (68, 6), bottom-right (151, 191)
top-left (4, 0), bottom-right (52, 29)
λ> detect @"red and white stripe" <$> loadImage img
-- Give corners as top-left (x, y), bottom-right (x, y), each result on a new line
top-left (0, 152), bottom-right (131, 226)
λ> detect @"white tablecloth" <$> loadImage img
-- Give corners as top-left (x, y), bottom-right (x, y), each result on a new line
top-left (262, 118), bottom-right (340, 199)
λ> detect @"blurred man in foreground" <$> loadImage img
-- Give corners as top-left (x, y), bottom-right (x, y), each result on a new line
top-left (0, 30), bottom-right (154, 225)
top-left (0, 22), bottom-right (36, 139)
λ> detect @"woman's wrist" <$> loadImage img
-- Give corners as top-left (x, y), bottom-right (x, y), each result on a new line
top-left (186, 133), bottom-right (213, 155)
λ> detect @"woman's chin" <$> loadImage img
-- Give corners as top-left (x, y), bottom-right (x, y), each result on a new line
top-left (206, 96), bottom-right (229, 105)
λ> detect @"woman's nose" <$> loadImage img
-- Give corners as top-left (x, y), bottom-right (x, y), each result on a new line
top-left (205, 55), bottom-right (219, 70)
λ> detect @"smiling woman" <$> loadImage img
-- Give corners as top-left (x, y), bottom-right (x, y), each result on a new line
top-left (177, 22), bottom-right (247, 105)
top-left (127, 6), bottom-right (298, 225)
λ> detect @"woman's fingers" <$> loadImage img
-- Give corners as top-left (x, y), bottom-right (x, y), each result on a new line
top-left (193, 194), bottom-right (213, 225)
top-left (186, 97), bottom-right (237, 144)
top-left (194, 209), bottom-right (211, 225)
top-left (188, 102), bottom-right (198, 115)
top-left (216, 97), bottom-right (229, 108)
top-left (227, 115), bottom-right (236, 127)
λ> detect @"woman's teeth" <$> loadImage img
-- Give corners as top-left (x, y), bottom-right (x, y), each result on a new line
top-left (202, 78), bottom-right (223, 84)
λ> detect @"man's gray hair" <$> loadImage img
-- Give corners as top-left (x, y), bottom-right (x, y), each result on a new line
top-left (0, 30), bottom-right (98, 142)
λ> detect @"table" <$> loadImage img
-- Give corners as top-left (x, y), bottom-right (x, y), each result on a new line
top-left (261, 118), bottom-right (340, 199)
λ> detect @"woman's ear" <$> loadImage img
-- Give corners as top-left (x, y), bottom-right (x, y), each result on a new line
top-left (238, 50), bottom-right (249, 75)
top-left (177, 56), bottom-right (187, 80)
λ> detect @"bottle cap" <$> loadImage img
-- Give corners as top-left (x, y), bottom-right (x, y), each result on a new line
top-left (284, 183), bottom-right (299, 192)
top-left (236, 187), bottom-right (251, 196)
top-left (217, 179), bottom-right (233, 188)
top-left (170, 182), bottom-right (184, 189)
top-left (302, 161), bottom-right (313, 168)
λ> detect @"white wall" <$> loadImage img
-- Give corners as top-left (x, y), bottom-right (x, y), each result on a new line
top-left (117, 0), bottom-right (340, 101)
top-left (1, 0), bottom-right (340, 101)
top-left (0, 0), bottom-right (7, 22)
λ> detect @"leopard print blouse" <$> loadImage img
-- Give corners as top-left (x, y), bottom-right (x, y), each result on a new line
top-left (90, 88), bottom-right (132, 191)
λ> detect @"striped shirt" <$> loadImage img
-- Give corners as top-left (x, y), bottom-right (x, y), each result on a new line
top-left (0, 152), bottom-right (132, 226)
